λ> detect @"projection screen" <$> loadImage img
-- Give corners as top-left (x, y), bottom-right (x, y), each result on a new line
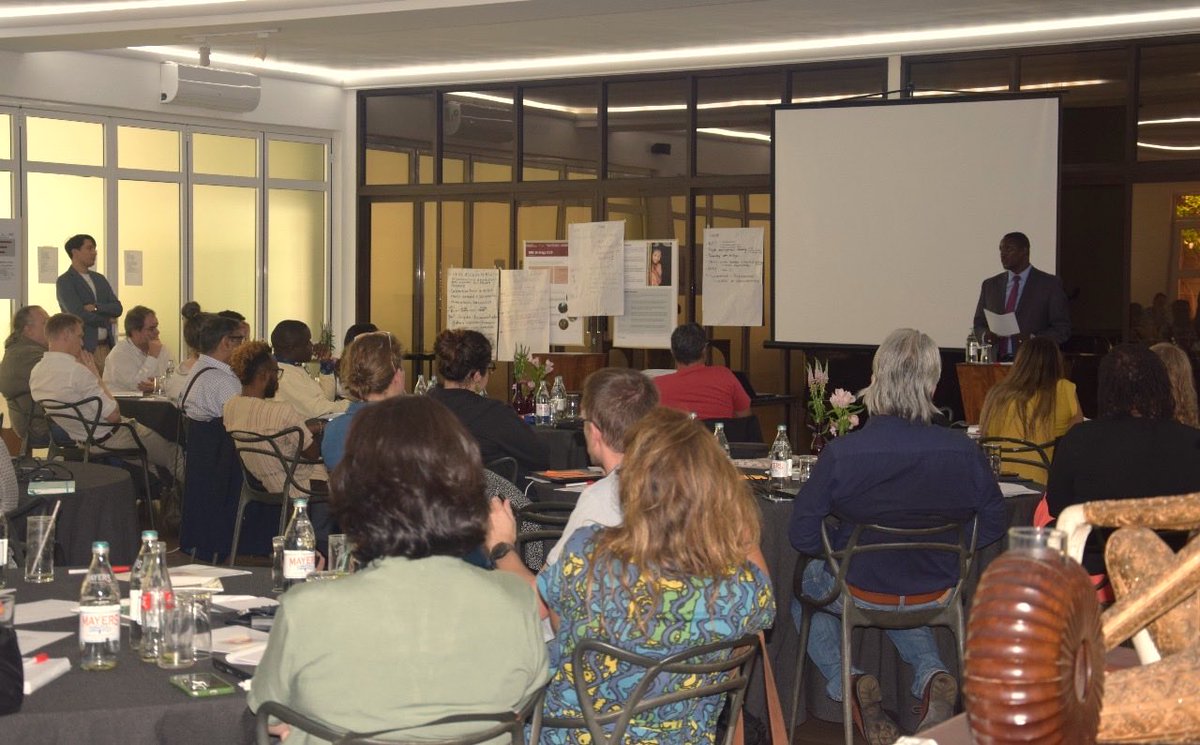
top-left (772, 96), bottom-right (1060, 349)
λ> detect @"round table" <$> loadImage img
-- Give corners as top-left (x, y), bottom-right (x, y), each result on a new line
top-left (17, 461), bottom-right (139, 566)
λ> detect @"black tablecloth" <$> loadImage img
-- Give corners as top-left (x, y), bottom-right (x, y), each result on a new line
top-left (532, 427), bottom-right (590, 469)
top-left (17, 462), bottom-right (139, 566)
top-left (3, 568), bottom-right (269, 744)
top-left (117, 397), bottom-right (182, 443)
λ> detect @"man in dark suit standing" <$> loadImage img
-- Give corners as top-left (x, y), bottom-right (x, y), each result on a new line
top-left (56, 233), bottom-right (122, 371)
top-left (972, 231), bottom-right (1070, 360)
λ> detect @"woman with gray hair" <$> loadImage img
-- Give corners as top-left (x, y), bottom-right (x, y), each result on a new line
top-left (790, 328), bottom-right (1006, 745)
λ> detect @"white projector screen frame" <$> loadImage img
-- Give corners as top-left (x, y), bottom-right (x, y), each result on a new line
top-left (772, 95), bottom-right (1060, 349)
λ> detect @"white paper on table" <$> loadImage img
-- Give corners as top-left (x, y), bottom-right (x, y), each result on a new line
top-left (13, 599), bottom-right (78, 625)
top-left (999, 481), bottom-right (1042, 498)
top-left (446, 268), bottom-right (500, 353)
top-left (496, 269), bottom-right (550, 361)
top-left (984, 309), bottom-right (1021, 337)
top-left (523, 240), bottom-right (583, 347)
top-left (212, 595), bottom-right (279, 613)
top-left (37, 246), bottom-right (59, 285)
top-left (225, 641), bottom-right (269, 666)
top-left (210, 625), bottom-right (271, 654)
top-left (171, 564), bottom-right (252, 580)
top-left (567, 220), bottom-right (625, 317)
top-left (702, 227), bottom-right (764, 327)
top-left (15, 629), bottom-right (71, 654)
top-left (109, 391), bottom-right (145, 398)
top-left (23, 656), bottom-right (70, 694)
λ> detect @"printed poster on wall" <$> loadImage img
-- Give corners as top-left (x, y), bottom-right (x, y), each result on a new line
top-left (522, 241), bottom-right (583, 346)
top-left (0, 219), bottom-right (20, 299)
top-left (566, 220), bottom-right (625, 317)
top-left (37, 246), bottom-right (58, 285)
top-left (702, 227), bottom-right (764, 326)
top-left (123, 250), bottom-right (144, 287)
top-left (613, 240), bottom-right (678, 349)
top-left (445, 268), bottom-right (499, 355)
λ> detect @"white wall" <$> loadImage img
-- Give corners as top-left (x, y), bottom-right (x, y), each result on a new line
top-left (0, 49), bottom-right (358, 336)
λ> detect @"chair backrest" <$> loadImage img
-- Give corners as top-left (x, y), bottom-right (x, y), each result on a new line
top-left (515, 500), bottom-right (575, 546)
top-left (485, 456), bottom-right (518, 484)
top-left (255, 694), bottom-right (542, 745)
top-left (977, 435), bottom-right (1053, 474)
top-left (703, 415), bottom-right (762, 444)
top-left (228, 426), bottom-right (321, 503)
top-left (39, 397), bottom-right (147, 459)
top-left (541, 635), bottom-right (759, 745)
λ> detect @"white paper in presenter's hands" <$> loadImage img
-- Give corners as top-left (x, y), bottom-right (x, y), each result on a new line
top-left (984, 309), bottom-right (1021, 337)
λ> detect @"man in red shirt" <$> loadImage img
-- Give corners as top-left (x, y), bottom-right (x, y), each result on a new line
top-left (653, 323), bottom-right (751, 419)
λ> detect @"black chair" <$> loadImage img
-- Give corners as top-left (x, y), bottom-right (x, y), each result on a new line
top-left (227, 427), bottom-right (325, 566)
top-left (539, 635), bottom-right (759, 745)
top-left (39, 396), bottom-right (158, 530)
top-left (703, 415), bottom-right (762, 444)
top-left (485, 456), bottom-right (519, 484)
top-left (3, 394), bottom-right (50, 456)
top-left (977, 435), bottom-right (1053, 478)
top-left (789, 519), bottom-right (979, 744)
top-left (255, 691), bottom-right (543, 745)
top-left (514, 500), bottom-right (575, 572)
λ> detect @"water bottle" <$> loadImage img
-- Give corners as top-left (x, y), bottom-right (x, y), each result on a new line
top-left (714, 422), bottom-right (731, 458)
top-left (413, 374), bottom-right (428, 395)
top-left (139, 540), bottom-right (172, 662)
top-left (966, 329), bottom-right (980, 364)
top-left (770, 424), bottom-right (793, 491)
top-left (534, 381), bottom-right (551, 425)
top-left (128, 530), bottom-right (158, 652)
top-left (79, 541), bottom-right (121, 670)
top-left (282, 498), bottom-right (317, 590)
top-left (550, 376), bottom-right (566, 422)
top-left (0, 514), bottom-right (8, 589)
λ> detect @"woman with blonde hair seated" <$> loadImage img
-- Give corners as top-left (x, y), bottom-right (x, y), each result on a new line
top-left (321, 331), bottom-right (404, 469)
top-left (534, 407), bottom-right (775, 744)
top-left (1151, 342), bottom-right (1199, 428)
top-left (979, 337), bottom-right (1083, 480)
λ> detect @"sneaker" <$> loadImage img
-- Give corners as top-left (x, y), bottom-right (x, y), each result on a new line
top-left (915, 672), bottom-right (958, 731)
top-left (851, 674), bottom-right (900, 745)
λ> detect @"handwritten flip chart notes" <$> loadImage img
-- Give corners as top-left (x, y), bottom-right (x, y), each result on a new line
top-left (614, 240), bottom-right (678, 349)
top-left (446, 268), bottom-right (499, 352)
top-left (37, 246), bottom-right (58, 285)
top-left (523, 241), bottom-right (582, 346)
top-left (567, 221), bottom-right (625, 317)
top-left (497, 269), bottom-right (551, 362)
top-left (702, 227), bottom-right (764, 326)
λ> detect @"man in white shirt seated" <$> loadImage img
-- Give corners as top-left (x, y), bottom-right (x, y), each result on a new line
top-left (270, 320), bottom-right (349, 421)
top-left (486, 367), bottom-right (659, 583)
top-left (30, 313), bottom-right (183, 480)
top-left (102, 305), bottom-right (174, 394)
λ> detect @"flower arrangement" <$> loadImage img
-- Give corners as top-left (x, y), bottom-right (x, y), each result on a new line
top-left (806, 358), bottom-right (864, 439)
top-left (513, 345), bottom-right (554, 390)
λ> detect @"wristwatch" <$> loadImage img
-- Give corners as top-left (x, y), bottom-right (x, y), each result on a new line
top-left (489, 541), bottom-right (515, 563)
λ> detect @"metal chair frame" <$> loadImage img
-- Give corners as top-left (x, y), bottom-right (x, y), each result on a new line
top-left (514, 500), bottom-right (575, 571)
top-left (977, 435), bottom-right (1054, 477)
top-left (39, 396), bottom-right (157, 530)
top-left (485, 456), bottom-right (518, 484)
top-left (255, 690), bottom-right (543, 745)
top-left (227, 426), bottom-right (325, 566)
top-left (539, 635), bottom-right (759, 745)
top-left (789, 518), bottom-right (979, 744)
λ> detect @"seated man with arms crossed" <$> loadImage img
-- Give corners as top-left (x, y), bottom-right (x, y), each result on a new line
top-left (270, 320), bottom-right (349, 421)
top-left (103, 305), bottom-right (174, 393)
top-left (30, 313), bottom-right (183, 482)
top-left (653, 322), bottom-right (751, 419)
top-left (789, 328), bottom-right (1006, 745)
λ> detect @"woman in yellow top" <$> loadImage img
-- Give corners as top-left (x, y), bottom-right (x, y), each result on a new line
top-left (979, 337), bottom-right (1083, 481)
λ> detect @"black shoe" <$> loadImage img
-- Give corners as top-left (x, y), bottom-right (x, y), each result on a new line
top-left (851, 674), bottom-right (900, 745)
top-left (915, 672), bottom-right (958, 731)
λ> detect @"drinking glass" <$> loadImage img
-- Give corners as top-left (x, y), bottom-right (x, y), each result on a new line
top-left (795, 455), bottom-right (819, 483)
top-left (24, 516), bottom-right (55, 583)
top-left (564, 394), bottom-right (582, 421)
top-left (175, 589), bottom-right (213, 660)
top-left (0, 590), bottom-right (14, 628)
top-left (1008, 527), bottom-right (1067, 555)
top-left (981, 443), bottom-right (1003, 479)
top-left (327, 534), bottom-right (354, 574)
top-left (271, 537), bottom-right (286, 593)
top-left (157, 600), bottom-right (196, 669)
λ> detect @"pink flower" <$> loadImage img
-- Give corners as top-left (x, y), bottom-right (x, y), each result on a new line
top-left (544, 359), bottom-right (555, 374)
top-left (829, 388), bottom-right (855, 409)
top-left (849, 414), bottom-right (860, 428)
top-left (828, 422), bottom-right (838, 436)
top-left (807, 360), bottom-right (829, 388)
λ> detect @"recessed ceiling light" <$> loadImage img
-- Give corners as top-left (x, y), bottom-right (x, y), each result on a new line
top-left (1, 0), bottom-right (244, 19)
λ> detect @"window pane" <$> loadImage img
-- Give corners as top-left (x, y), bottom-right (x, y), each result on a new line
top-left (193, 185), bottom-right (257, 320)
top-left (522, 84), bottom-right (599, 181)
top-left (193, 133), bottom-right (257, 178)
top-left (0, 114), bottom-right (9, 160)
top-left (906, 56), bottom-right (1012, 97)
top-left (1021, 49), bottom-right (1127, 164)
top-left (791, 61), bottom-right (887, 103)
top-left (27, 117), bottom-right (103, 166)
top-left (697, 72), bottom-right (781, 176)
top-left (118, 180), bottom-right (181, 355)
top-left (421, 202), bottom-right (439, 359)
top-left (268, 189), bottom-right (326, 334)
top-left (608, 79), bottom-right (688, 178)
top-left (268, 140), bottom-right (325, 181)
top-left (117, 126), bottom-right (180, 172)
top-left (370, 202), bottom-right (414, 356)
top-left (0, 172), bottom-right (10, 219)
top-left (365, 148), bottom-right (410, 185)
top-left (445, 90), bottom-right (514, 183)
top-left (1139, 43), bottom-right (1200, 162)
top-left (26, 173), bottom-right (105, 315)
top-left (365, 93), bottom-right (435, 185)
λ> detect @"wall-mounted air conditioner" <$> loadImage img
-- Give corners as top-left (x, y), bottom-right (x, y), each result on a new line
top-left (160, 62), bottom-right (261, 112)
top-left (443, 100), bottom-right (514, 143)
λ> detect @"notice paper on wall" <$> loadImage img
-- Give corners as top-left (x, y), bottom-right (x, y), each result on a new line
top-left (124, 250), bottom-right (144, 286)
top-left (523, 240), bottom-right (583, 346)
top-left (497, 269), bottom-right (551, 361)
top-left (702, 227), bottom-right (764, 327)
top-left (37, 246), bottom-right (58, 285)
top-left (0, 219), bottom-right (20, 299)
top-left (614, 240), bottom-right (678, 349)
top-left (567, 220), bottom-right (625, 317)
top-left (446, 268), bottom-right (500, 353)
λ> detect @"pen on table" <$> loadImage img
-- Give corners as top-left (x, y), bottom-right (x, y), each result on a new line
top-left (69, 565), bottom-right (130, 574)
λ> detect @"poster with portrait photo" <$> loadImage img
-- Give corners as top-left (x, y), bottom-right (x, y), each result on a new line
top-left (614, 239), bottom-right (678, 349)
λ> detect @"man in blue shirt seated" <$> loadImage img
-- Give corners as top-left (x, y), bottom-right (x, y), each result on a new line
top-left (789, 328), bottom-right (1006, 745)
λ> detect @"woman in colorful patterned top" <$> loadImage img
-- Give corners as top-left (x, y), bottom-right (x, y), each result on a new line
top-left (537, 407), bottom-right (775, 744)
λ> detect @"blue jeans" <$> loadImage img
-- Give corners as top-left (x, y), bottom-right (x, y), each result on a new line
top-left (792, 561), bottom-right (949, 702)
